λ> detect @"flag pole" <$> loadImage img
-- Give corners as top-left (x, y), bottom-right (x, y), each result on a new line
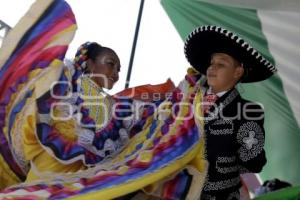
top-left (125, 0), bottom-right (145, 89)
top-left (0, 20), bottom-right (11, 40)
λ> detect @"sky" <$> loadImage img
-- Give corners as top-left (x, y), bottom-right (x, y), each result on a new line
top-left (0, 0), bottom-right (189, 94)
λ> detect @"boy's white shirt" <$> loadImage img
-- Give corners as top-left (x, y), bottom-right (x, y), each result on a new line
top-left (206, 86), bottom-right (228, 98)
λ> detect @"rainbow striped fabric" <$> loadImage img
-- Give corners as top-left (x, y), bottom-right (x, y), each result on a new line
top-left (0, 0), bottom-right (207, 199)
top-left (0, 0), bottom-right (77, 188)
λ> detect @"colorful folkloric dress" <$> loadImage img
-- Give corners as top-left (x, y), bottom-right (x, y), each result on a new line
top-left (0, 0), bottom-right (208, 199)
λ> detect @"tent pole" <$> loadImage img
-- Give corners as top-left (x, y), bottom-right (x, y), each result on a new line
top-left (125, 0), bottom-right (145, 89)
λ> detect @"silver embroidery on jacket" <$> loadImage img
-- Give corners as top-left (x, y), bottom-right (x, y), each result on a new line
top-left (209, 119), bottom-right (233, 135)
top-left (216, 156), bottom-right (239, 174)
top-left (227, 191), bottom-right (240, 200)
top-left (237, 121), bottom-right (264, 162)
top-left (204, 177), bottom-right (240, 191)
top-left (204, 89), bottom-right (239, 123)
top-left (221, 89), bottom-right (239, 108)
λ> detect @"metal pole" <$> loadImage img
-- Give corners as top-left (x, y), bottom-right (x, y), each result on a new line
top-left (125, 0), bottom-right (145, 89)
top-left (0, 20), bottom-right (11, 36)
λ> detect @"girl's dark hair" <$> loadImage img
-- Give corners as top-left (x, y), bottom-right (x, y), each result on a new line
top-left (86, 42), bottom-right (114, 62)
top-left (73, 41), bottom-right (115, 72)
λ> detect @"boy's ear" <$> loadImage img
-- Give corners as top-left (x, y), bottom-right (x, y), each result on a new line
top-left (234, 66), bottom-right (244, 80)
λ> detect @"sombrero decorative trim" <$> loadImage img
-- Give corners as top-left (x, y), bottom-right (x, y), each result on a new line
top-left (184, 25), bottom-right (277, 83)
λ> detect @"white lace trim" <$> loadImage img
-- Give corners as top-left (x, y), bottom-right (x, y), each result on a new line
top-left (77, 127), bottom-right (129, 158)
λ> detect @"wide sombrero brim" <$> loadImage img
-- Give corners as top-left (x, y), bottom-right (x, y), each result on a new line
top-left (184, 25), bottom-right (277, 83)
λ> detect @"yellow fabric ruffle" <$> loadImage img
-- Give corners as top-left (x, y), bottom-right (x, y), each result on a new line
top-left (23, 111), bottom-right (86, 182)
top-left (0, 155), bottom-right (21, 190)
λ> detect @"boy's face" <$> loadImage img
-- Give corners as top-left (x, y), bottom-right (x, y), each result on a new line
top-left (206, 53), bottom-right (244, 93)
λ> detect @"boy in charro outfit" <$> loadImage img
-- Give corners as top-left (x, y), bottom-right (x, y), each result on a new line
top-left (184, 25), bottom-right (277, 200)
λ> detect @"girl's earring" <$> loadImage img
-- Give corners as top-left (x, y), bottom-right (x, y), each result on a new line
top-left (88, 71), bottom-right (94, 78)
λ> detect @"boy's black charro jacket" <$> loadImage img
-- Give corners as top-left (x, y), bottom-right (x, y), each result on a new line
top-left (201, 87), bottom-right (267, 199)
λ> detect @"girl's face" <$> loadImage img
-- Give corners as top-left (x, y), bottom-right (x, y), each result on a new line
top-left (88, 50), bottom-right (121, 89)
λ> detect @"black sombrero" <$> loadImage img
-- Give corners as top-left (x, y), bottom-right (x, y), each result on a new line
top-left (184, 25), bottom-right (277, 83)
